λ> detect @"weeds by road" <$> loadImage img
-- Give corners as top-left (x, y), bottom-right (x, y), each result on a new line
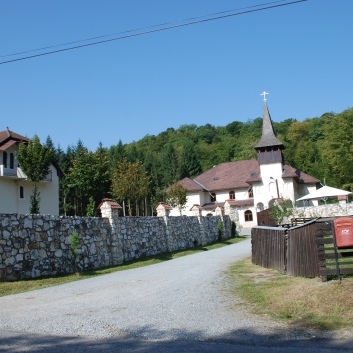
top-left (228, 258), bottom-right (353, 330)
top-left (0, 236), bottom-right (246, 297)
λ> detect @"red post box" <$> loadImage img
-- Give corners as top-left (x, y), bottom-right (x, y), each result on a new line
top-left (334, 217), bottom-right (353, 248)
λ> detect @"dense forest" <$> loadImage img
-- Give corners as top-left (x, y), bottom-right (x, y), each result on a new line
top-left (44, 106), bottom-right (353, 217)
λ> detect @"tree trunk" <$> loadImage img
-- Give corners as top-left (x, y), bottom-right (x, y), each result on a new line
top-left (123, 200), bottom-right (126, 217)
top-left (128, 200), bottom-right (132, 216)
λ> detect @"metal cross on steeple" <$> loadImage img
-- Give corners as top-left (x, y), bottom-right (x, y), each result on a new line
top-left (260, 91), bottom-right (269, 102)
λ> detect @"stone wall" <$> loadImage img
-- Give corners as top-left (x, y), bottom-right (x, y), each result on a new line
top-left (0, 212), bottom-right (231, 281)
top-left (282, 203), bottom-right (353, 224)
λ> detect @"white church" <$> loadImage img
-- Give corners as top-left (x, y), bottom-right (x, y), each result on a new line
top-left (168, 95), bottom-right (320, 228)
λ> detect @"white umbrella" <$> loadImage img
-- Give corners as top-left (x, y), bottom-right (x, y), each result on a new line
top-left (296, 185), bottom-right (352, 202)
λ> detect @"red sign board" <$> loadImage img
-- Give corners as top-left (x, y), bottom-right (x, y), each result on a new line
top-left (334, 218), bottom-right (353, 248)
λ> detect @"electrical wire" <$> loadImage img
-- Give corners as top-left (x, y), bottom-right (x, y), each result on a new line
top-left (0, 0), bottom-right (293, 59)
top-left (0, 0), bottom-right (307, 65)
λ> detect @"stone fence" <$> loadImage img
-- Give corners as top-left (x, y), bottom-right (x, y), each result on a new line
top-left (0, 200), bottom-right (233, 281)
top-left (282, 202), bottom-right (353, 224)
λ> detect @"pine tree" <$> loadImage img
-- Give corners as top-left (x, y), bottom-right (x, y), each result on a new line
top-left (160, 143), bottom-right (179, 187)
top-left (179, 140), bottom-right (202, 179)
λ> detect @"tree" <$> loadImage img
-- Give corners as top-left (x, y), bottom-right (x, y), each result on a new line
top-left (68, 147), bottom-right (111, 216)
top-left (320, 108), bottom-right (353, 190)
top-left (166, 182), bottom-right (188, 215)
top-left (269, 198), bottom-right (294, 225)
top-left (17, 135), bottom-right (53, 214)
top-left (160, 143), bottom-right (179, 187)
top-left (179, 141), bottom-right (202, 179)
top-left (111, 158), bottom-right (150, 216)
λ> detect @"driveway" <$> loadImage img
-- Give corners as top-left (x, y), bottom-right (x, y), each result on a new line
top-left (0, 238), bottom-right (352, 352)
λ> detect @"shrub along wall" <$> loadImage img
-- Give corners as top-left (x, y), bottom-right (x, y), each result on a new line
top-left (0, 211), bottom-right (230, 281)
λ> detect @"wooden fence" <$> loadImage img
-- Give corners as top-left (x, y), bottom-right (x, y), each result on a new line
top-left (251, 226), bottom-right (287, 272)
top-left (252, 217), bottom-right (353, 280)
top-left (256, 208), bottom-right (277, 227)
top-left (316, 218), bottom-right (353, 281)
top-left (287, 220), bottom-right (319, 277)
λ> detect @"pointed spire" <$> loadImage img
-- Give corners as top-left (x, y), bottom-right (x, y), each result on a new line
top-left (254, 102), bottom-right (284, 150)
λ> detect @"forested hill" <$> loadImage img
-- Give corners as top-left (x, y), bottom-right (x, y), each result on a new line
top-left (47, 106), bottom-right (353, 216)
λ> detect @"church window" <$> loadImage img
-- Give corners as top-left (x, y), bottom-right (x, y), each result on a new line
top-left (255, 186), bottom-right (263, 194)
top-left (210, 193), bottom-right (216, 202)
top-left (3, 151), bottom-right (7, 168)
top-left (229, 191), bottom-right (235, 199)
top-left (19, 186), bottom-right (24, 199)
top-left (10, 153), bottom-right (14, 169)
top-left (248, 188), bottom-right (253, 198)
top-left (245, 210), bottom-right (253, 222)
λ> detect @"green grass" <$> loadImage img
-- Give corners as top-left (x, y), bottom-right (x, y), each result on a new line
top-left (0, 236), bottom-right (247, 297)
top-left (228, 257), bottom-right (353, 330)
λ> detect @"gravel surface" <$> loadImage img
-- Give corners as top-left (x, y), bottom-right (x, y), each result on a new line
top-left (0, 237), bottom-right (352, 349)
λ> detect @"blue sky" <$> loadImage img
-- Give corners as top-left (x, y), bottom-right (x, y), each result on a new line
top-left (0, 0), bottom-right (352, 151)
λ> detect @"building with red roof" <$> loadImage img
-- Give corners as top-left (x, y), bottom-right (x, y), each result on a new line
top-left (0, 129), bottom-right (61, 215)
top-left (169, 101), bottom-right (320, 228)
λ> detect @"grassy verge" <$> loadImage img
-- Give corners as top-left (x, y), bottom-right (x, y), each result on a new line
top-left (0, 236), bottom-right (247, 297)
top-left (228, 257), bottom-right (353, 330)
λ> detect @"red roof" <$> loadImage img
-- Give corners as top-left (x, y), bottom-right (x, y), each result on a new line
top-left (225, 199), bottom-right (254, 207)
top-left (194, 160), bottom-right (260, 191)
top-left (282, 165), bottom-right (320, 183)
top-left (177, 177), bottom-right (207, 192)
top-left (179, 160), bottom-right (319, 192)
top-left (0, 130), bottom-right (30, 147)
top-left (97, 198), bottom-right (122, 209)
top-left (154, 202), bottom-right (173, 210)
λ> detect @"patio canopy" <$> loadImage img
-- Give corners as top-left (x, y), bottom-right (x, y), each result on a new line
top-left (296, 185), bottom-right (352, 201)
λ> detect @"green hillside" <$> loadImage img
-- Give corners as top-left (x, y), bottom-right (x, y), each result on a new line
top-left (47, 106), bottom-right (353, 216)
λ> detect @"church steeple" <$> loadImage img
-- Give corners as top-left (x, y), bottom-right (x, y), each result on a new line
top-left (254, 94), bottom-right (285, 165)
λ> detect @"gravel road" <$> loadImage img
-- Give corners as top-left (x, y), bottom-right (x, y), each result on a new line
top-left (0, 237), bottom-right (352, 352)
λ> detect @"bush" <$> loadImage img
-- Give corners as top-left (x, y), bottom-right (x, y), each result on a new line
top-left (217, 219), bottom-right (223, 241)
top-left (231, 220), bottom-right (237, 237)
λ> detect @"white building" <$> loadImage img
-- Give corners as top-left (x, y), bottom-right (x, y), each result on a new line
top-left (169, 102), bottom-right (320, 228)
top-left (0, 129), bottom-right (61, 215)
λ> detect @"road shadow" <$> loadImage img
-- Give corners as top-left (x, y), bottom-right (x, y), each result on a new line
top-left (0, 326), bottom-right (352, 353)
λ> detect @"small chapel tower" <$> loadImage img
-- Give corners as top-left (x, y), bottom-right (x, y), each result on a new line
top-left (254, 92), bottom-right (285, 165)
top-left (254, 92), bottom-right (285, 199)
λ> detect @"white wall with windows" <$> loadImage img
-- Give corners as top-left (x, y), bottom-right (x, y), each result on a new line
top-left (0, 144), bottom-right (60, 215)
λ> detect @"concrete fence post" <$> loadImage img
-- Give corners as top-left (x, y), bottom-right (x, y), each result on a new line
top-left (98, 199), bottom-right (124, 265)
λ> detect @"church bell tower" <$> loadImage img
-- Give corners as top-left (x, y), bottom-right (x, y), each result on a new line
top-left (254, 92), bottom-right (285, 165)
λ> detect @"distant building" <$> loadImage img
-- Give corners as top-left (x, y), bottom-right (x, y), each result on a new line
top-left (169, 102), bottom-right (320, 228)
top-left (0, 129), bottom-right (61, 215)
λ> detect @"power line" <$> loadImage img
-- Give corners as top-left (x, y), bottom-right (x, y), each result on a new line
top-left (0, 0), bottom-right (292, 59)
top-left (0, 0), bottom-right (307, 65)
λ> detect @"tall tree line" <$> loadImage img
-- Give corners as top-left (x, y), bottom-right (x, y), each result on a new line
top-left (47, 106), bottom-right (353, 216)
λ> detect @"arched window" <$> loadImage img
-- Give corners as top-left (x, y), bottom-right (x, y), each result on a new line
top-left (257, 202), bottom-right (264, 211)
top-left (3, 151), bottom-right (7, 168)
top-left (206, 213), bottom-right (213, 217)
top-left (248, 188), bottom-right (253, 198)
top-left (245, 210), bottom-right (253, 222)
top-left (229, 191), bottom-right (235, 199)
top-left (10, 153), bottom-right (14, 169)
top-left (19, 186), bottom-right (24, 199)
top-left (210, 193), bottom-right (216, 202)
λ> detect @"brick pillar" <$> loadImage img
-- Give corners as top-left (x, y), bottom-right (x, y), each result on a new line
top-left (98, 199), bottom-right (124, 265)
